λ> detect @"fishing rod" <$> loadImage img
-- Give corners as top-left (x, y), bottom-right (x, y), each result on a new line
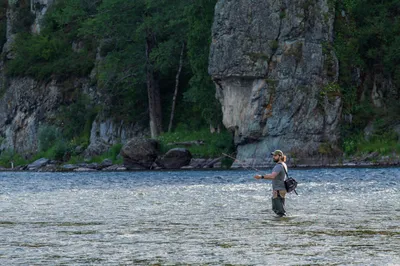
top-left (222, 153), bottom-right (260, 172)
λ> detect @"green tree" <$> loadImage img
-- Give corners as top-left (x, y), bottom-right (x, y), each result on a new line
top-left (8, 0), bottom-right (96, 80)
top-left (84, 0), bottom-right (186, 137)
top-left (184, 0), bottom-right (221, 129)
top-left (334, 0), bottom-right (400, 150)
top-left (84, 0), bottom-right (218, 136)
top-left (10, 0), bottom-right (220, 140)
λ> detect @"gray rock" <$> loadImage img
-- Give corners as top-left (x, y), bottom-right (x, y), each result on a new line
top-left (62, 164), bottom-right (78, 170)
top-left (75, 145), bottom-right (84, 155)
top-left (188, 158), bottom-right (208, 168)
top-left (0, 78), bottom-right (62, 154)
top-left (209, 0), bottom-right (341, 167)
top-left (85, 119), bottom-right (149, 157)
top-left (180, 165), bottom-right (195, 169)
top-left (120, 138), bottom-right (160, 169)
top-left (156, 148), bottom-right (192, 169)
top-left (74, 167), bottom-right (97, 172)
top-left (203, 157), bottom-right (222, 168)
top-left (100, 159), bottom-right (113, 168)
top-left (83, 140), bottom-right (110, 158)
top-left (27, 158), bottom-right (50, 170)
top-left (86, 163), bottom-right (100, 169)
top-left (37, 164), bottom-right (58, 172)
top-left (213, 161), bottom-right (222, 168)
top-left (102, 164), bottom-right (127, 171)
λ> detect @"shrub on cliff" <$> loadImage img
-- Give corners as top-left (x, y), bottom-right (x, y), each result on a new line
top-left (0, 149), bottom-right (27, 168)
top-left (8, 33), bottom-right (94, 80)
top-left (157, 127), bottom-right (234, 158)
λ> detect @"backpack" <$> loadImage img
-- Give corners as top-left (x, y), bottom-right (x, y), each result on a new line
top-left (284, 177), bottom-right (298, 194)
top-left (278, 163), bottom-right (298, 195)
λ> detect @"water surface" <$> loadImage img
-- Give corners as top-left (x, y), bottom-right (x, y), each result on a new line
top-left (0, 168), bottom-right (399, 265)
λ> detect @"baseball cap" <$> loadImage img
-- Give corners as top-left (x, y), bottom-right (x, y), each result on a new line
top-left (271, 150), bottom-right (284, 156)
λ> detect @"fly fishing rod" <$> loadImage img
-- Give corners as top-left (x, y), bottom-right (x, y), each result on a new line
top-left (222, 153), bottom-right (260, 172)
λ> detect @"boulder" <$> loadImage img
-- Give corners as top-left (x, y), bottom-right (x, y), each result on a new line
top-left (37, 164), bottom-right (58, 172)
top-left (120, 138), bottom-right (160, 169)
top-left (27, 158), bottom-right (50, 171)
top-left (78, 162), bottom-right (100, 170)
top-left (62, 164), bottom-right (78, 170)
top-left (100, 158), bottom-right (113, 168)
top-left (182, 157), bottom-right (222, 169)
top-left (83, 140), bottom-right (110, 158)
top-left (102, 164), bottom-right (127, 171)
top-left (156, 148), bottom-right (192, 169)
top-left (74, 167), bottom-right (97, 172)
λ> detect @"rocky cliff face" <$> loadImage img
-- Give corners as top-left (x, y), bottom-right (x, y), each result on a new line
top-left (0, 2), bottom-right (146, 158)
top-left (209, 0), bottom-right (342, 167)
top-left (0, 78), bottom-right (61, 154)
top-left (31, 0), bottom-right (55, 33)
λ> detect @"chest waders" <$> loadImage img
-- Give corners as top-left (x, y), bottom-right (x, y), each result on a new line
top-left (272, 190), bottom-right (286, 216)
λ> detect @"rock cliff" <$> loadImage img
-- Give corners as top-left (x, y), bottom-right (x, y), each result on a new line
top-left (0, 77), bottom-right (61, 154)
top-left (209, 0), bottom-right (342, 167)
top-left (0, 1), bottom-right (145, 158)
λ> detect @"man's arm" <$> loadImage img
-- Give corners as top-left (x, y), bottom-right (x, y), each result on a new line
top-left (254, 172), bottom-right (278, 180)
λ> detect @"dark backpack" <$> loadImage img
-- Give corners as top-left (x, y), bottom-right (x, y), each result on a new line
top-left (284, 177), bottom-right (298, 194)
top-left (279, 163), bottom-right (298, 195)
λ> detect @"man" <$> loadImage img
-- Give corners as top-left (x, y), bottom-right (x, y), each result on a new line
top-left (254, 150), bottom-right (288, 217)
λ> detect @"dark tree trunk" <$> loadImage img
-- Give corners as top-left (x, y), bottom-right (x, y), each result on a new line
top-left (146, 31), bottom-right (163, 138)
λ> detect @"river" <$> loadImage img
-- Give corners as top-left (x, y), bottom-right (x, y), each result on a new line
top-left (0, 168), bottom-right (399, 265)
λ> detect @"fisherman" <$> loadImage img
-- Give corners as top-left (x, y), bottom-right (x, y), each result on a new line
top-left (254, 150), bottom-right (288, 217)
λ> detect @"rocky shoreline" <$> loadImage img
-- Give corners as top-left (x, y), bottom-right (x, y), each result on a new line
top-left (1, 154), bottom-right (399, 172)
top-left (2, 139), bottom-right (399, 172)
top-left (0, 157), bottom-right (225, 172)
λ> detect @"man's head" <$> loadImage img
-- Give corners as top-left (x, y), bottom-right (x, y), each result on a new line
top-left (271, 150), bottom-right (284, 163)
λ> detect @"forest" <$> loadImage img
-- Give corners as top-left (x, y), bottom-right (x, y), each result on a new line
top-left (0, 0), bottom-right (399, 165)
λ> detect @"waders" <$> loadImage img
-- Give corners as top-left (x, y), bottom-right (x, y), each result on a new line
top-left (272, 190), bottom-right (286, 216)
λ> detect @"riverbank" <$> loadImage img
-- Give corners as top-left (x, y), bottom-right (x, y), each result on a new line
top-left (1, 153), bottom-right (400, 172)
top-left (290, 154), bottom-right (400, 169)
top-left (0, 157), bottom-right (225, 172)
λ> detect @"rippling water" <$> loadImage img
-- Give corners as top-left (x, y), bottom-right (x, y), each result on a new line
top-left (0, 168), bottom-right (399, 265)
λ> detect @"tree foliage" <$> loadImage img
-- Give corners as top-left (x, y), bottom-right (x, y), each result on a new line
top-left (5, 0), bottom-right (220, 138)
top-left (334, 0), bottom-right (400, 149)
top-left (184, 0), bottom-right (221, 127)
top-left (81, 0), bottom-right (219, 130)
top-left (8, 0), bottom-right (96, 80)
top-left (6, 0), bottom-right (221, 140)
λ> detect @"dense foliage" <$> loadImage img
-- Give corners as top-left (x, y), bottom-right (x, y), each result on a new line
top-left (334, 0), bottom-right (400, 155)
top-left (8, 0), bottom-right (220, 132)
top-left (8, 0), bottom-right (95, 80)
top-left (1, 0), bottom-right (233, 164)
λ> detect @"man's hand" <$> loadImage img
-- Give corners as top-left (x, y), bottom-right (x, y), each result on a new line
top-left (254, 175), bottom-right (262, 179)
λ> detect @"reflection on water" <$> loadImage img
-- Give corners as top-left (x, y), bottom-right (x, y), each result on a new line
top-left (0, 168), bottom-right (399, 265)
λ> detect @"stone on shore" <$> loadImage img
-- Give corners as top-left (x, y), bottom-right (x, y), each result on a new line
top-left (155, 148), bottom-right (192, 169)
top-left (27, 158), bottom-right (50, 171)
top-left (120, 138), bottom-right (160, 169)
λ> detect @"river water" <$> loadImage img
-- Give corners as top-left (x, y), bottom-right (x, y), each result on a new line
top-left (0, 168), bottom-right (399, 265)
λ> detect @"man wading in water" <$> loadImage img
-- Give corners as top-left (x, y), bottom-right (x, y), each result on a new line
top-left (254, 150), bottom-right (288, 217)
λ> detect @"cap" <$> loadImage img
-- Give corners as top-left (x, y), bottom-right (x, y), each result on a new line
top-left (271, 150), bottom-right (284, 156)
